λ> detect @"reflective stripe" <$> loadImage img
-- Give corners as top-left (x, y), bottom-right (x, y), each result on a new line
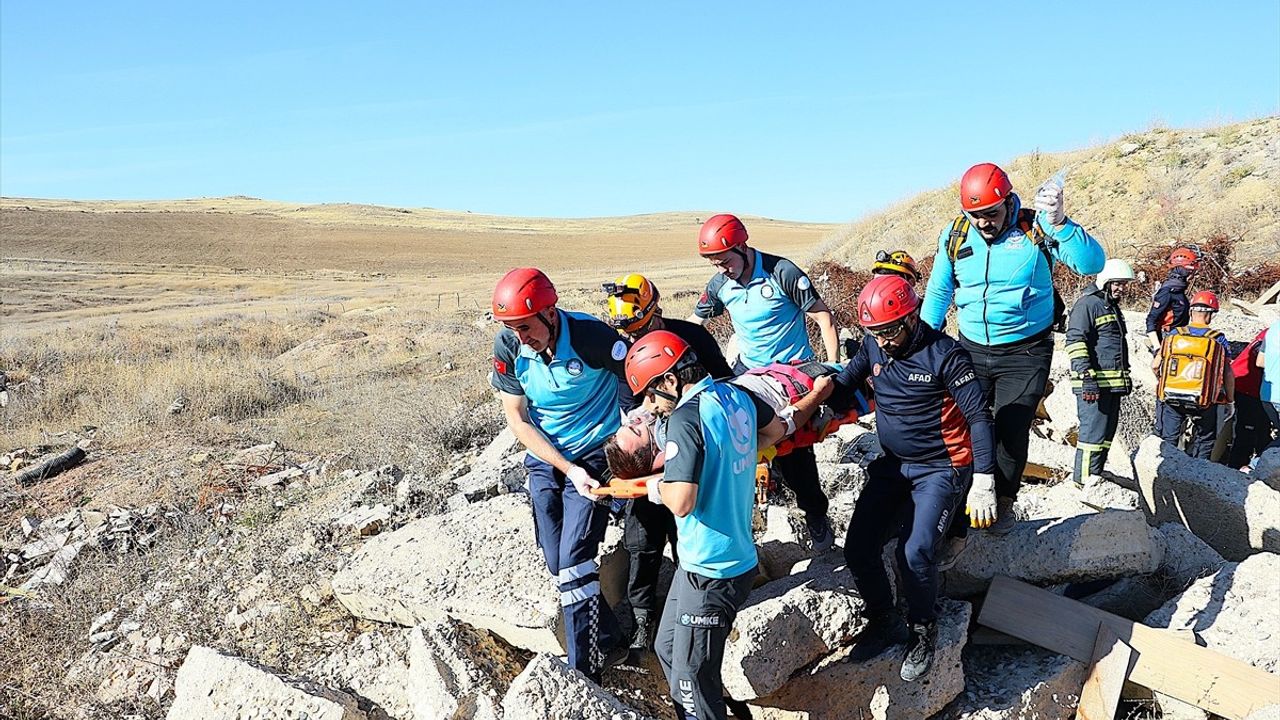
top-left (1077, 441), bottom-right (1106, 451)
top-left (560, 580), bottom-right (600, 606)
top-left (1094, 313), bottom-right (1118, 327)
top-left (1100, 440), bottom-right (1112, 448)
top-left (1065, 342), bottom-right (1090, 358)
top-left (557, 559), bottom-right (598, 584)
top-left (1095, 369), bottom-right (1128, 377)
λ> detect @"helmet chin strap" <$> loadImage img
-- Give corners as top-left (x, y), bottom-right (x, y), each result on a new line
top-left (536, 310), bottom-right (558, 362)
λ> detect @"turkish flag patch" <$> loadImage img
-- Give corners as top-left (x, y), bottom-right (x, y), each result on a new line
top-left (493, 357), bottom-right (508, 375)
top-left (699, 292), bottom-right (709, 304)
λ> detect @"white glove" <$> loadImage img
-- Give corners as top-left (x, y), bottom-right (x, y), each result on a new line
top-left (566, 465), bottom-right (605, 502)
top-left (1223, 401), bottom-right (1236, 422)
top-left (966, 472), bottom-right (998, 530)
top-left (646, 476), bottom-right (663, 506)
top-left (1034, 182), bottom-right (1066, 226)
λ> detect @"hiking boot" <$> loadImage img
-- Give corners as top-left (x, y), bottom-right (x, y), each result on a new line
top-left (604, 640), bottom-right (630, 670)
top-left (936, 535), bottom-right (968, 572)
top-left (900, 621), bottom-right (938, 682)
top-left (629, 610), bottom-right (655, 653)
top-left (846, 610), bottom-right (909, 663)
top-left (986, 496), bottom-right (1018, 536)
top-left (806, 515), bottom-right (835, 553)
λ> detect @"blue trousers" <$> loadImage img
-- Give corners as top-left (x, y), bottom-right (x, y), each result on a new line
top-left (844, 457), bottom-right (969, 624)
top-left (525, 446), bottom-right (622, 677)
top-left (1155, 400), bottom-right (1217, 460)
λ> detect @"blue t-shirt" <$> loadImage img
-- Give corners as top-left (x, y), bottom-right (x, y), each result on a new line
top-left (693, 251), bottom-right (821, 369)
top-left (490, 310), bottom-right (631, 462)
top-left (1263, 319), bottom-right (1280, 405)
top-left (662, 376), bottom-right (774, 578)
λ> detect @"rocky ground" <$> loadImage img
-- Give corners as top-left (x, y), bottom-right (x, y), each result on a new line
top-left (3, 306), bottom-right (1280, 719)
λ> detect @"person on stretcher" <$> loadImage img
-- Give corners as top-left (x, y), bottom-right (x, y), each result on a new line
top-left (599, 360), bottom-right (874, 495)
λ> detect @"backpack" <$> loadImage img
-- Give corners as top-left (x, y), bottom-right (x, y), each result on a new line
top-left (1156, 327), bottom-right (1228, 411)
top-left (946, 208), bottom-right (1068, 333)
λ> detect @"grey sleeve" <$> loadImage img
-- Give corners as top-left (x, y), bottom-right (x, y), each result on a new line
top-left (489, 332), bottom-right (524, 395)
top-left (773, 258), bottom-right (822, 312)
top-left (662, 403), bottom-right (705, 484)
top-left (693, 276), bottom-right (727, 319)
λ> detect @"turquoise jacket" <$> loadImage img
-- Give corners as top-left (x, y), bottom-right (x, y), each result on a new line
top-left (921, 194), bottom-right (1105, 346)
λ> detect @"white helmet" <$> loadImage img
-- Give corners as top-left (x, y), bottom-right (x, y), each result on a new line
top-left (1096, 258), bottom-right (1135, 287)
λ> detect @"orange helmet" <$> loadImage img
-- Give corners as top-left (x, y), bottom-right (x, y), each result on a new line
top-left (872, 250), bottom-right (920, 284)
top-left (697, 214), bottom-right (749, 256)
top-left (1190, 290), bottom-right (1219, 312)
top-left (604, 273), bottom-right (660, 333)
top-left (493, 268), bottom-right (558, 321)
top-left (1169, 247), bottom-right (1200, 271)
top-left (625, 330), bottom-right (696, 395)
top-left (960, 163), bottom-right (1013, 212)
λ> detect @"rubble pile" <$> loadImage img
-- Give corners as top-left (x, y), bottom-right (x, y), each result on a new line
top-left (2, 504), bottom-right (175, 591)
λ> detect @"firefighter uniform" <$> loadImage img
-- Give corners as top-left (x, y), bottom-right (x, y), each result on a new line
top-left (1065, 283), bottom-right (1132, 484)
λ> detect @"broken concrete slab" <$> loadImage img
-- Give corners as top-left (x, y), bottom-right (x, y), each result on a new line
top-left (1253, 447), bottom-right (1280, 491)
top-left (1145, 552), bottom-right (1280, 674)
top-left (501, 653), bottom-right (655, 720)
top-left (332, 493), bottom-right (567, 654)
top-left (748, 599), bottom-right (970, 720)
top-left (166, 645), bottom-right (366, 720)
top-left (1135, 435), bottom-right (1280, 560)
top-left (942, 647), bottom-right (1085, 720)
top-left (1014, 481), bottom-right (1093, 521)
top-left (722, 556), bottom-right (866, 700)
top-left (946, 510), bottom-right (1163, 597)
top-left (332, 504), bottom-right (393, 537)
top-left (311, 614), bottom-right (524, 720)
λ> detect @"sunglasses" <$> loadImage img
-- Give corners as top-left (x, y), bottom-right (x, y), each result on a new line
top-left (970, 206), bottom-right (1003, 220)
top-left (865, 320), bottom-right (907, 339)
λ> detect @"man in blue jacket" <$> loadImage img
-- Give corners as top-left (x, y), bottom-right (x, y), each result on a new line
top-left (1145, 246), bottom-right (1200, 354)
top-left (922, 163), bottom-right (1104, 533)
top-left (489, 267), bottom-right (634, 680)
top-left (823, 275), bottom-right (996, 682)
top-left (689, 213), bottom-right (840, 552)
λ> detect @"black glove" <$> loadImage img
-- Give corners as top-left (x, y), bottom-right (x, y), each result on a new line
top-left (1080, 374), bottom-right (1100, 403)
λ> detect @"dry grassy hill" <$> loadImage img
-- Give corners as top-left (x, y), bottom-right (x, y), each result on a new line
top-left (816, 116), bottom-right (1280, 270)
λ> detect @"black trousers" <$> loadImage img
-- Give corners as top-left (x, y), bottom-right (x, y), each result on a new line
top-left (624, 497), bottom-right (678, 612)
top-left (1155, 400), bottom-right (1218, 460)
top-left (960, 332), bottom-right (1053, 499)
top-left (772, 445), bottom-right (830, 524)
top-left (1075, 392), bottom-right (1122, 483)
top-left (1227, 395), bottom-right (1277, 469)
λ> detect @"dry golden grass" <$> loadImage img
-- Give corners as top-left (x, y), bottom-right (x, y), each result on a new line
top-left (817, 116), bottom-right (1280, 272)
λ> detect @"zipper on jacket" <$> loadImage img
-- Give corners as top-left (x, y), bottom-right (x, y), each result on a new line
top-left (980, 241), bottom-right (992, 345)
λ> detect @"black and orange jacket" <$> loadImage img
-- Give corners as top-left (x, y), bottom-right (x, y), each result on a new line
top-left (1145, 269), bottom-right (1191, 335)
top-left (828, 323), bottom-right (994, 473)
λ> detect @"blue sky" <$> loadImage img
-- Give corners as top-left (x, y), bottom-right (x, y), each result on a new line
top-left (2, 2), bottom-right (1277, 222)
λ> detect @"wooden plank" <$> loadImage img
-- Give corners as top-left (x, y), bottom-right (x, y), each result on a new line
top-left (1077, 623), bottom-right (1133, 720)
top-left (970, 627), bottom-right (1030, 646)
top-left (978, 576), bottom-right (1280, 720)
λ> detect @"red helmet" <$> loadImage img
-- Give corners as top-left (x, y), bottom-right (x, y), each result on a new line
top-left (857, 274), bottom-right (921, 328)
top-left (959, 163), bottom-right (1013, 212)
top-left (625, 330), bottom-right (695, 394)
top-left (492, 268), bottom-right (558, 321)
top-left (698, 214), bottom-right (749, 256)
top-left (1190, 290), bottom-right (1219, 312)
top-left (1169, 247), bottom-right (1200, 271)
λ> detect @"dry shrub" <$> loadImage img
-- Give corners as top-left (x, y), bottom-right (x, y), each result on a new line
top-left (1129, 231), bottom-right (1280, 308)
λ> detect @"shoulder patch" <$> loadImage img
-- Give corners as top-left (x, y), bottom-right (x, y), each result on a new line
top-left (611, 340), bottom-right (627, 361)
top-left (664, 441), bottom-right (680, 461)
top-left (797, 276), bottom-right (812, 290)
top-left (493, 357), bottom-right (508, 375)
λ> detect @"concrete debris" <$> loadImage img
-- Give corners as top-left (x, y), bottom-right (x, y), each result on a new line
top-left (723, 556), bottom-right (866, 700)
top-left (332, 493), bottom-right (569, 654)
top-left (755, 505), bottom-right (813, 581)
top-left (946, 510), bottom-right (1163, 597)
top-left (251, 465), bottom-right (306, 489)
top-left (332, 504), bottom-right (393, 537)
top-left (1135, 435), bottom-right (1280, 560)
top-left (448, 431), bottom-right (529, 507)
top-left (1247, 706), bottom-right (1280, 720)
top-left (1252, 447), bottom-right (1280, 491)
top-left (1024, 436), bottom-right (1076, 480)
top-left (5, 504), bottom-right (174, 591)
top-left (501, 653), bottom-right (655, 720)
top-left (166, 645), bottom-right (367, 719)
top-left (1145, 552), bottom-right (1280, 673)
top-left (66, 631), bottom-right (190, 709)
top-left (1081, 474), bottom-right (1141, 511)
top-left (941, 647), bottom-right (1085, 720)
top-left (814, 424), bottom-right (883, 467)
top-left (748, 599), bottom-right (970, 720)
top-left (1015, 482), bottom-right (1094, 521)
top-left (816, 461), bottom-right (867, 501)
top-left (311, 615), bottom-right (524, 720)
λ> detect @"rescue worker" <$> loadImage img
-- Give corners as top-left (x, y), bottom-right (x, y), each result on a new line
top-left (1146, 247), bottom-right (1200, 353)
top-left (823, 275), bottom-right (995, 681)
top-left (603, 272), bottom-right (733, 655)
top-left (1151, 291), bottom-right (1235, 460)
top-left (489, 268), bottom-right (632, 679)
top-left (1066, 259), bottom-right (1136, 487)
top-left (690, 213), bottom-right (840, 550)
top-left (922, 163), bottom-right (1104, 533)
top-left (1227, 328), bottom-right (1276, 469)
top-left (872, 249), bottom-right (922, 284)
top-left (625, 330), bottom-right (789, 720)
